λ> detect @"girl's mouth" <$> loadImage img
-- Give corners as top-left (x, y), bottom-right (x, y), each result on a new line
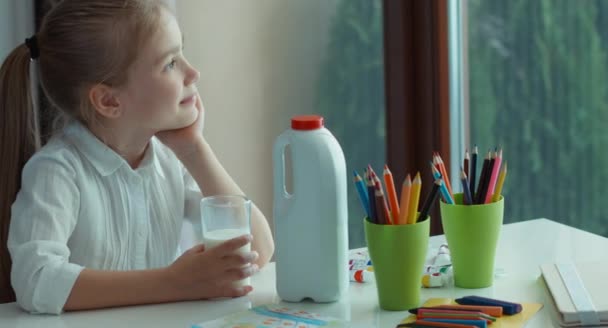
top-left (180, 95), bottom-right (196, 105)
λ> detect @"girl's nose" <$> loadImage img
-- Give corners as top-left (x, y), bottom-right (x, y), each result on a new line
top-left (185, 63), bottom-right (200, 86)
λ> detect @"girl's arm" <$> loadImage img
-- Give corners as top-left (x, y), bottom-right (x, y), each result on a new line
top-left (176, 139), bottom-right (274, 268)
top-left (156, 96), bottom-right (274, 268)
top-left (64, 236), bottom-right (257, 311)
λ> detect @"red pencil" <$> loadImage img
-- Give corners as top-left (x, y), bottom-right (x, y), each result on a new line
top-left (374, 178), bottom-right (391, 224)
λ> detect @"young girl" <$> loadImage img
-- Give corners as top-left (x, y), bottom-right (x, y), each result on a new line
top-left (0, 0), bottom-right (274, 314)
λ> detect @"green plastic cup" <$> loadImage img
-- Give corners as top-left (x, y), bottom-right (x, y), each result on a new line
top-left (364, 217), bottom-right (429, 311)
top-left (439, 193), bottom-right (504, 288)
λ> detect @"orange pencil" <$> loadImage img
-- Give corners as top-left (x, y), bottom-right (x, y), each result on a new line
top-left (398, 174), bottom-right (412, 225)
top-left (383, 165), bottom-right (400, 224)
top-left (407, 172), bottom-right (422, 224)
top-left (404, 320), bottom-right (477, 328)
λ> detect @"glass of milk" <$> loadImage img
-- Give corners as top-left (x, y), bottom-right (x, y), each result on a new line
top-left (200, 195), bottom-right (252, 287)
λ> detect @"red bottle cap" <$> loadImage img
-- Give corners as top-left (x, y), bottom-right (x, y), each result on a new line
top-left (291, 115), bottom-right (324, 130)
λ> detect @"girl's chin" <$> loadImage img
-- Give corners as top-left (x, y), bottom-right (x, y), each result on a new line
top-left (173, 107), bottom-right (199, 127)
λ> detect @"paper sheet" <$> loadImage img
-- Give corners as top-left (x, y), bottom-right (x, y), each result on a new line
top-left (193, 305), bottom-right (349, 328)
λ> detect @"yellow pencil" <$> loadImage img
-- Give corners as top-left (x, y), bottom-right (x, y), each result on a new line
top-left (492, 161), bottom-right (507, 202)
top-left (399, 174), bottom-right (412, 225)
top-left (407, 172), bottom-right (422, 224)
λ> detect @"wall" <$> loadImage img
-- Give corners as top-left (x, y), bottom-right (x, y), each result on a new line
top-left (0, 1), bottom-right (34, 62)
top-left (176, 1), bottom-right (337, 232)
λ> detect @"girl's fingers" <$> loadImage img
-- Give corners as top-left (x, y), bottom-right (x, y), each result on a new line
top-left (211, 234), bottom-right (252, 256)
top-left (228, 286), bottom-right (253, 297)
top-left (222, 251), bottom-right (259, 267)
top-left (225, 264), bottom-right (259, 281)
top-left (186, 244), bottom-right (206, 254)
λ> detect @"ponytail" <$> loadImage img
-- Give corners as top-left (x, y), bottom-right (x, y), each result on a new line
top-left (0, 44), bottom-right (40, 303)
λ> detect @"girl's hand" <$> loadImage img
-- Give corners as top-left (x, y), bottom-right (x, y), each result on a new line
top-left (164, 234), bottom-right (260, 300)
top-left (155, 94), bottom-right (205, 158)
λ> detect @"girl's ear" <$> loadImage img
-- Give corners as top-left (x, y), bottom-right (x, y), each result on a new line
top-left (88, 84), bottom-right (122, 119)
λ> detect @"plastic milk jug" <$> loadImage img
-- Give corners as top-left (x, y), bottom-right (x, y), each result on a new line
top-left (272, 115), bottom-right (349, 302)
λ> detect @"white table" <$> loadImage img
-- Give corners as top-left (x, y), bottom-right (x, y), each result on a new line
top-left (1, 218), bottom-right (607, 327)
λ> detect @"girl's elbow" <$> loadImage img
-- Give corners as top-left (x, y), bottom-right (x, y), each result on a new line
top-left (256, 239), bottom-right (274, 268)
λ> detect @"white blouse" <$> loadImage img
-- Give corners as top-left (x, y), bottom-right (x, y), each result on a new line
top-left (8, 122), bottom-right (203, 314)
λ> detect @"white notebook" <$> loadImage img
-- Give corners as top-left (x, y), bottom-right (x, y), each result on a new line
top-left (541, 262), bottom-right (608, 327)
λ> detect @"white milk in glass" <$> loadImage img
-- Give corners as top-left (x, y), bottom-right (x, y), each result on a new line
top-left (203, 228), bottom-right (251, 287)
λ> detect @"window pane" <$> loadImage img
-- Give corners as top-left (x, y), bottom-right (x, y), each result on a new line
top-left (466, 0), bottom-right (608, 236)
top-left (317, 0), bottom-right (386, 248)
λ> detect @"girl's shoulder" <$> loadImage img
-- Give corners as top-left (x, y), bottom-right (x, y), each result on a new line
top-left (24, 131), bottom-right (84, 178)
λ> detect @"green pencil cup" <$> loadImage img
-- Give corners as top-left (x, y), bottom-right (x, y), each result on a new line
top-left (439, 193), bottom-right (504, 288)
top-left (364, 217), bottom-right (429, 311)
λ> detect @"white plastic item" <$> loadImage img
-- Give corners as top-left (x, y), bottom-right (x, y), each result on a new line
top-left (272, 115), bottom-right (349, 302)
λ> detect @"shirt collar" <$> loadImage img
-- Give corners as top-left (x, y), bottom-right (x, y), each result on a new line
top-left (64, 121), bottom-right (165, 178)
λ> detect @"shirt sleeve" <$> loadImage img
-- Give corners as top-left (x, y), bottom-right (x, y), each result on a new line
top-left (8, 154), bottom-right (84, 314)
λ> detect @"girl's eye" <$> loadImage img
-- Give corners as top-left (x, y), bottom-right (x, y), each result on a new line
top-left (165, 59), bottom-right (177, 70)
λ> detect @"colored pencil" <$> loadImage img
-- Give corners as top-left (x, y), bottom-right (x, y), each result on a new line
top-left (438, 179), bottom-right (454, 205)
top-left (430, 162), bottom-right (454, 204)
top-left (397, 321), bottom-right (478, 328)
top-left (407, 172), bottom-right (422, 224)
top-left (469, 145), bottom-right (478, 199)
top-left (485, 148), bottom-right (502, 203)
top-left (399, 174), bottom-right (412, 225)
top-left (383, 165), bottom-right (400, 224)
top-left (353, 170), bottom-right (370, 218)
top-left (430, 161), bottom-right (442, 180)
top-left (409, 305), bottom-right (503, 317)
top-left (435, 153), bottom-right (453, 198)
top-left (460, 168), bottom-right (473, 205)
top-left (417, 309), bottom-right (496, 323)
top-left (417, 179), bottom-right (441, 223)
top-left (374, 178), bottom-right (391, 224)
top-left (366, 168), bottom-right (377, 223)
top-left (480, 149), bottom-right (495, 204)
top-left (492, 161), bottom-right (507, 202)
top-left (463, 149), bottom-right (469, 185)
top-left (475, 151), bottom-right (491, 204)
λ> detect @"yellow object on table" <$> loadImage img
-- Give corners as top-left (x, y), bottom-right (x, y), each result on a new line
top-left (400, 298), bottom-right (543, 328)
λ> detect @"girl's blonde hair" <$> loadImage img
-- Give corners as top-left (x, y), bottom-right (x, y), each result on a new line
top-left (0, 0), bottom-right (167, 303)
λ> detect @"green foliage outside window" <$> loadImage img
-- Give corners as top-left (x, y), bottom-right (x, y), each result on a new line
top-left (469, 0), bottom-right (608, 236)
top-left (316, 0), bottom-right (385, 248)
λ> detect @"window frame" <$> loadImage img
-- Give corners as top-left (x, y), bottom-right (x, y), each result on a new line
top-left (383, 0), bottom-right (451, 235)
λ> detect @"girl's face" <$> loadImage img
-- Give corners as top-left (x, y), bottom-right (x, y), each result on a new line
top-left (117, 8), bottom-right (201, 134)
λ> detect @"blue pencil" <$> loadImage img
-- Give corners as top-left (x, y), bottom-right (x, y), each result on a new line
top-left (438, 179), bottom-right (454, 205)
top-left (353, 170), bottom-right (370, 218)
top-left (461, 167), bottom-right (473, 205)
top-left (430, 162), bottom-right (454, 204)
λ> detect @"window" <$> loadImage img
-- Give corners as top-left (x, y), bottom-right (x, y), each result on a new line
top-left (316, 0), bottom-right (385, 247)
top-left (454, 0), bottom-right (608, 236)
